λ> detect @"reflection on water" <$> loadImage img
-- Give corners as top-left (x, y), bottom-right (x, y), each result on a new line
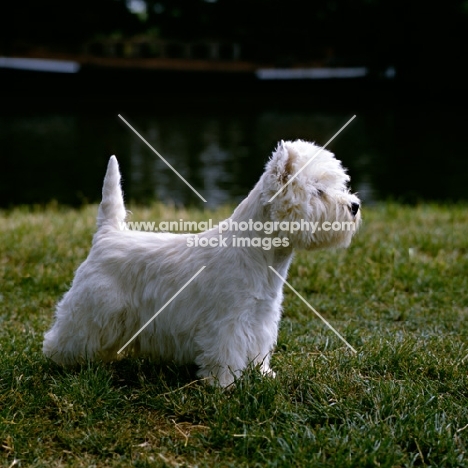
top-left (127, 115), bottom-right (255, 207)
top-left (1, 104), bottom-right (467, 208)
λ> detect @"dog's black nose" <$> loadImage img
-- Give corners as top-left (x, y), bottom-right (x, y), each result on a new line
top-left (350, 202), bottom-right (360, 216)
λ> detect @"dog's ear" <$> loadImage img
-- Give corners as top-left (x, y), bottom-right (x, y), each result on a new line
top-left (275, 140), bottom-right (295, 185)
top-left (283, 146), bottom-right (295, 181)
top-left (265, 140), bottom-right (301, 188)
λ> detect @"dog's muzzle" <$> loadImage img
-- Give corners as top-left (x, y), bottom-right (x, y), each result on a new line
top-left (350, 202), bottom-right (360, 216)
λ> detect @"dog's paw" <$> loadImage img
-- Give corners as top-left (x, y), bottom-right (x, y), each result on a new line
top-left (260, 365), bottom-right (276, 379)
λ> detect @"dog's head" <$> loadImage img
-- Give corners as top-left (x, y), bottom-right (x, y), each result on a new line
top-left (261, 139), bottom-right (361, 250)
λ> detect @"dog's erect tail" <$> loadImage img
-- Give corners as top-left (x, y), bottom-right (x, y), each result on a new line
top-left (97, 155), bottom-right (126, 230)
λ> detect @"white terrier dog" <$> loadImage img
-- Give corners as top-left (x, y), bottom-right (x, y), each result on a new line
top-left (43, 140), bottom-right (361, 387)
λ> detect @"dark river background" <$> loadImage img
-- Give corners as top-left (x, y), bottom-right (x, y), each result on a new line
top-left (1, 84), bottom-right (467, 208)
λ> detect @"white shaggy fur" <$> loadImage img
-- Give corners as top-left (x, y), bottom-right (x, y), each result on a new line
top-left (43, 140), bottom-right (361, 387)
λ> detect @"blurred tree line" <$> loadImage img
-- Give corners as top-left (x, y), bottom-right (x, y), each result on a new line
top-left (1, 0), bottom-right (468, 85)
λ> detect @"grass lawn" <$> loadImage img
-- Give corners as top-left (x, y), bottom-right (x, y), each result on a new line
top-left (0, 202), bottom-right (467, 467)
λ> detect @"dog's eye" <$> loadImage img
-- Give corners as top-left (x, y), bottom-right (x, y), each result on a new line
top-left (317, 189), bottom-right (324, 196)
top-left (350, 202), bottom-right (360, 216)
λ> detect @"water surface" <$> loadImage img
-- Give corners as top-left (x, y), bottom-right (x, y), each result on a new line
top-left (1, 95), bottom-right (467, 208)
